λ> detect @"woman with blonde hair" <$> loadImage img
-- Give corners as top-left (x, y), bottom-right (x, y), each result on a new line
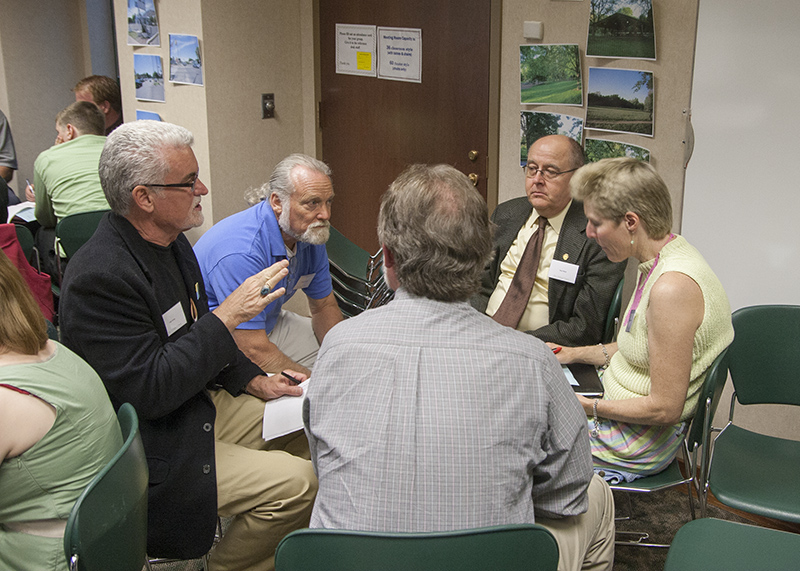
top-left (551, 158), bottom-right (733, 482)
top-left (0, 250), bottom-right (122, 570)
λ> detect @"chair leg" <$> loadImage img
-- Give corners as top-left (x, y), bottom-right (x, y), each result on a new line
top-left (615, 490), bottom-right (633, 522)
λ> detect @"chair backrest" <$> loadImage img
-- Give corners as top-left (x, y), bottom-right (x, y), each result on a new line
top-left (327, 225), bottom-right (372, 281)
top-left (55, 210), bottom-right (109, 259)
top-left (729, 305), bottom-right (800, 406)
top-left (275, 525), bottom-right (559, 571)
top-left (13, 223), bottom-right (35, 261)
top-left (64, 403), bottom-right (149, 571)
top-left (685, 347), bottom-right (730, 453)
top-left (601, 277), bottom-right (624, 344)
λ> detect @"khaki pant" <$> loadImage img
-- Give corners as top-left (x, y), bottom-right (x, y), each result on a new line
top-left (209, 389), bottom-right (317, 571)
top-left (266, 309), bottom-right (320, 372)
top-left (538, 474), bottom-right (616, 571)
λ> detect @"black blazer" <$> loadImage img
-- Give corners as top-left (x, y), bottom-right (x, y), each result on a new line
top-left (472, 197), bottom-right (626, 346)
top-left (61, 212), bottom-right (262, 558)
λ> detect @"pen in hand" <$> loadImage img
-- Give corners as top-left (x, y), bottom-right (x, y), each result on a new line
top-left (552, 346), bottom-right (562, 354)
top-left (281, 370), bottom-right (302, 385)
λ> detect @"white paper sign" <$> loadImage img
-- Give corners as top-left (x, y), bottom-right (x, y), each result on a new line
top-left (335, 24), bottom-right (377, 77)
top-left (378, 27), bottom-right (422, 83)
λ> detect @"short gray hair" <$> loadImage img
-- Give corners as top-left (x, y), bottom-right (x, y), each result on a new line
top-left (378, 164), bottom-right (493, 302)
top-left (99, 121), bottom-right (194, 215)
top-left (244, 153), bottom-right (331, 206)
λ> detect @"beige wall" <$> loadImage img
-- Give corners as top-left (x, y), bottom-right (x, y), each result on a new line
top-left (0, 0), bottom-right (92, 190)
top-left (110, 0), bottom-right (318, 242)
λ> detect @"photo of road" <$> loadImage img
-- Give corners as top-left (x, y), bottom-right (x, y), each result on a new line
top-left (127, 0), bottom-right (159, 46)
top-left (134, 53), bottom-right (165, 102)
top-left (169, 34), bottom-right (203, 86)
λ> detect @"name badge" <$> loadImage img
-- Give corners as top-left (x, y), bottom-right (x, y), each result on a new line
top-left (162, 301), bottom-right (187, 337)
top-left (549, 260), bottom-right (579, 284)
top-left (294, 273), bottom-right (315, 290)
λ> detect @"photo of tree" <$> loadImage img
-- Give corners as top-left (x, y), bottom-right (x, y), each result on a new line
top-left (520, 111), bottom-right (584, 165)
top-left (520, 44), bottom-right (582, 105)
top-left (586, 67), bottom-right (653, 136)
top-left (585, 138), bottom-right (650, 162)
top-left (587, 0), bottom-right (655, 60)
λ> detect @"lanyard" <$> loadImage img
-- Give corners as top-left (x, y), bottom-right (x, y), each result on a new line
top-left (624, 234), bottom-right (675, 332)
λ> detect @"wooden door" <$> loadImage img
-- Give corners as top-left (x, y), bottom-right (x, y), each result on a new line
top-left (319, 0), bottom-right (494, 252)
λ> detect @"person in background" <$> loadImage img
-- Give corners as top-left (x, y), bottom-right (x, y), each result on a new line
top-left (0, 249), bottom-right (122, 571)
top-left (1, 109), bottom-right (19, 218)
top-left (472, 135), bottom-right (625, 346)
top-left (306, 164), bottom-right (615, 571)
top-left (26, 101), bottom-right (110, 278)
top-left (551, 157), bottom-right (734, 484)
top-left (73, 75), bottom-right (123, 135)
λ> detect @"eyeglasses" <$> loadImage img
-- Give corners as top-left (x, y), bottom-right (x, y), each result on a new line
top-left (523, 164), bottom-right (579, 181)
top-left (142, 177), bottom-right (199, 193)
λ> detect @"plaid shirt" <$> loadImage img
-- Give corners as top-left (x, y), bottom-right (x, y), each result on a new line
top-left (304, 288), bottom-right (592, 531)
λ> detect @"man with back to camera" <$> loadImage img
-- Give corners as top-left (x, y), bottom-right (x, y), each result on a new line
top-left (194, 153), bottom-right (343, 378)
top-left (305, 164), bottom-right (615, 571)
top-left (471, 134), bottom-right (626, 347)
top-left (73, 74), bottom-right (124, 135)
top-left (60, 121), bottom-right (317, 571)
top-left (25, 101), bottom-right (110, 277)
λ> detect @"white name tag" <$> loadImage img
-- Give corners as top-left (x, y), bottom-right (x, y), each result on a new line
top-left (549, 260), bottom-right (579, 284)
top-left (294, 273), bottom-right (315, 290)
top-left (162, 301), bottom-right (187, 337)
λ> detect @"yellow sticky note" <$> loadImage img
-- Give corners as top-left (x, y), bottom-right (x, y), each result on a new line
top-left (356, 52), bottom-right (372, 71)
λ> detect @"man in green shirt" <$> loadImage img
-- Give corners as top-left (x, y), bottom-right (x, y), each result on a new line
top-left (28, 101), bottom-right (110, 277)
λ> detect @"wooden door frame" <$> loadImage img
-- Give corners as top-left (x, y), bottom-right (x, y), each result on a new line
top-left (310, 0), bottom-right (502, 212)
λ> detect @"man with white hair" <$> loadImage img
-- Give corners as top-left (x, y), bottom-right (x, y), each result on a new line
top-left (60, 122), bottom-right (316, 570)
top-left (195, 153), bottom-right (343, 377)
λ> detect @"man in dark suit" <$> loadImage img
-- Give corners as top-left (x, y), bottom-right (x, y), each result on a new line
top-left (60, 120), bottom-right (316, 570)
top-left (471, 135), bottom-right (625, 347)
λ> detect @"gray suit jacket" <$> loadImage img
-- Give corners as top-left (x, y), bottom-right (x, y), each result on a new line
top-left (471, 197), bottom-right (626, 346)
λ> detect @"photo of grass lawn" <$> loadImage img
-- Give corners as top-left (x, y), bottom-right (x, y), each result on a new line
top-left (586, 67), bottom-right (653, 136)
top-left (587, 0), bottom-right (655, 60)
top-left (520, 44), bottom-right (582, 105)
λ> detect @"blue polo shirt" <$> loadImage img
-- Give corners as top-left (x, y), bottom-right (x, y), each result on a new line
top-left (194, 200), bottom-right (332, 333)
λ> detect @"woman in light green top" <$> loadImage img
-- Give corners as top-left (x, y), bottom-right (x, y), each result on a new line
top-left (0, 250), bottom-right (122, 570)
top-left (551, 158), bottom-right (733, 481)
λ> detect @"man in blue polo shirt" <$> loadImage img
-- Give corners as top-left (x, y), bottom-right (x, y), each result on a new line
top-left (195, 154), bottom-right (343, 377)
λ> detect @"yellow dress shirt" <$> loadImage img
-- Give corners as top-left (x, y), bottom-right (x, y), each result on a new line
top-left (485, 201), bottom-right (571, 332)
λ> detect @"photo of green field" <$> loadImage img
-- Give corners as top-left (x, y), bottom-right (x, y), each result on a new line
top-left (586, 67), bottom-right (653, 137)
top-left (587, 0), bottom-right (656, 60)
top-left (520, 44), bottom-right (582, 105)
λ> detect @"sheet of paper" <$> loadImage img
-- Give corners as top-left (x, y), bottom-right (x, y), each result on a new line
top-left (7, 201), bottom-right (35, 223)
top-left (561, 365), bottom-right (580, 387)
top-left (262, 380), bottom-right (309, 441)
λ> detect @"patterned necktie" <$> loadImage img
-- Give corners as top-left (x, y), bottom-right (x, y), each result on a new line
top-left (492, 216), bottom-right (547, 328)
